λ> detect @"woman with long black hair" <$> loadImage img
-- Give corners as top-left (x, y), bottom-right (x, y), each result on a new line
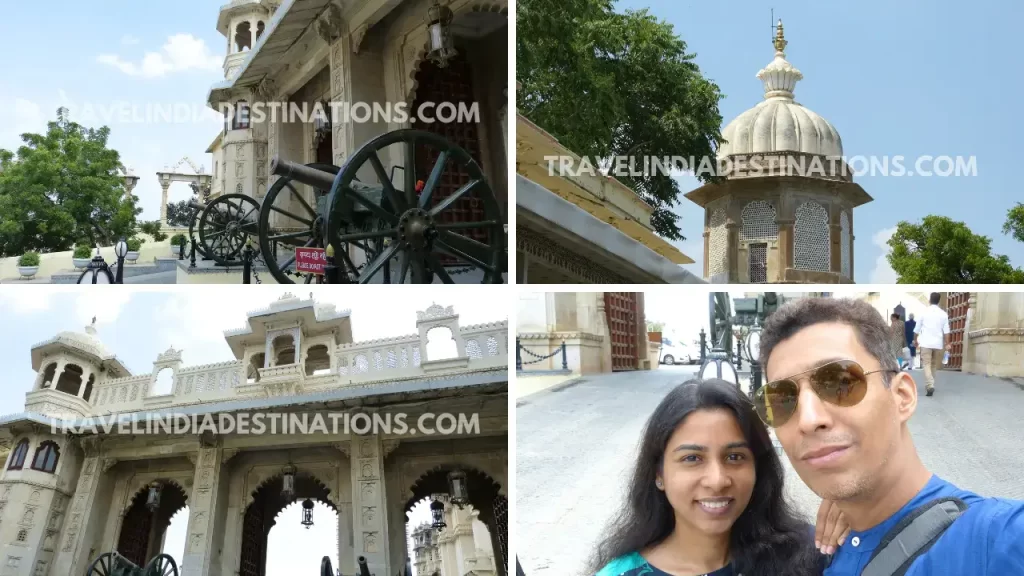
top-left (589, 378), bottom-right (842, 576)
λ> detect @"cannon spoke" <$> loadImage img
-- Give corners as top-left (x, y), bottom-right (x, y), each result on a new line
top-left (424, 251), bottom-right (454, 283)
top-left (342, 185), bottom-right (400, 225)
top-left (428, 178), bottom-right (482, 218)
top-left (368, 152), bottom-right (405, 213)
top-left (437, 230), bottom-right (497, 271)
top-left (269, 204), bottom-right (314, 227)
top-left (336, 227), bottom-right (396, 244)
top-left (398, 252), bottom-right (410, 283)
top-left (268, 230), bottom-right (312, 242)
top-left (418, 149), bottom-right (450, 209)
top-left (436, 220), bottom-right (499, 231)
top-left (357, 242), bottom-right (399, 284)
top-left (285, 182), bottom-right (318, 219)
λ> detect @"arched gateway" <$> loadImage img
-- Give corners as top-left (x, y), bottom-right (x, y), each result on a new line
top-left (0, 295), bottom-right (508, 576)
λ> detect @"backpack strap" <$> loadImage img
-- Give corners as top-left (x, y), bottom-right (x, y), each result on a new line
top-left (860, 497), bottom-right (968, 576)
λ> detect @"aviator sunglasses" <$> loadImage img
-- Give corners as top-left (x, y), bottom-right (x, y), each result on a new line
top-left (752, 359), bottom-right (897, 428)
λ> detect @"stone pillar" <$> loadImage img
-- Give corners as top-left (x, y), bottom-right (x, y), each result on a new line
top-left (160, 183), bottom-right (170, 225)
top-left (725, 222), bottom-right (740, 283)
top-left (777, 220), bottom-right (795, 269)
top-left (702, 229), bottom-right (710, 278)
top-left (349, 434), bottom-right (392, 576)
top-left (182, 445), bottom-right (227, 574)
top-left (53, 454), bottom-right (108, 575)
top-left (830, 221), bottom-right (842, 274)
top-left (77, 367), bottom-right (93, 398)
top-left (53, 359), bottom-right (67, 390)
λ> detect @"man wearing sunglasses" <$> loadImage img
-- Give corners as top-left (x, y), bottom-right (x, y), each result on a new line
top-left (754, 297), bottom-right (1024, 575)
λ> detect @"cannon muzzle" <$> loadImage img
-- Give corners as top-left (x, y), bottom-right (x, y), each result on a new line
top-left (321, 556), bottom-right (334, 576)
top-left (270, 156), bottom-right (339, 191)
top-left (357, 555), bottom-right (372, 576)
top-left (187, 199), bottom-right (206, 211)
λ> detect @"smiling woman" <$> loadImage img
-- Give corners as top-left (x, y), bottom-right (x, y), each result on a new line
top-left (589, 379), bottom-right (827, 576)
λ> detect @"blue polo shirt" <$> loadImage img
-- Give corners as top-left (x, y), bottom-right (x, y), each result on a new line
top-left (825, 475), bottom-right (1024, 575)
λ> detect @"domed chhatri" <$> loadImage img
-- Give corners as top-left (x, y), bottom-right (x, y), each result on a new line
top-left (685, 20), bottom-right (873, 285)
top-left (719, 20), bottom-right (842, 158)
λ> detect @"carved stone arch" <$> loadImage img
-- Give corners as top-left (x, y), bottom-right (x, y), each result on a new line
top-left (121, 477), bottom-right (190, 517)
top-left (117, 479), bottom-right (189, 568)
top-left (469, 1), bottom-right (509, 13)
top-left (402, 43), bottom-right (431, 110)
top-left (243, 469), bottom-right (336, 513)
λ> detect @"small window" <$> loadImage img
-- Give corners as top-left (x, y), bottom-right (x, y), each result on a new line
top-left (7, 439), bottom-right (28, 470)
top-left (16, 529), bottom-right (26, 542)
top-left (30, 441), bottom-right (60, 474)
top-left (233, 101), bottom-right (250, 130)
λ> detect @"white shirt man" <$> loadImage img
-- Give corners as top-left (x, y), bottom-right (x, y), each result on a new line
top-left (914, 302), bottom-right (950, 396)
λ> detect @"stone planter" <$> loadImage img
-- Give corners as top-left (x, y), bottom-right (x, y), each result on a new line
top-left (125, 251), bottom-right (140, 263)
top-left (171, 245), bottom-right (182, 257)
top-left (18, 266), bottom-right (39, 279)
top-left (73, 257), bottom-right (91, 269)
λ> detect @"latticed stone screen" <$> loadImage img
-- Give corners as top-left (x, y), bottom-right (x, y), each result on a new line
top-left (741, 201), bottom-right (778, 242)
top-left (749, 244), bottom-right (768, 283)
top-left (841, 211), bottom-right (851, 279)
top-left (795, 201), bottom-right (830, 271)
top-left (707, 208), bottom-right (728, 277)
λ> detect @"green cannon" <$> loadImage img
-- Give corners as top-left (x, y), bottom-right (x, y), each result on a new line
top-left (84, 551), bottom-right (178, 576)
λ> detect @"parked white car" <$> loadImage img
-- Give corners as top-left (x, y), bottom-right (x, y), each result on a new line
top-left (659, 337), bottom-right (697, 365)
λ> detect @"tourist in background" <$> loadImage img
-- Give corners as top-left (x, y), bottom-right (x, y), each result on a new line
top-left (904, 313), bottom-right (917, 370)
top-left (914, 293), bottom-right (951, 397)
top-left (889, 313), bottom-right (906, 370)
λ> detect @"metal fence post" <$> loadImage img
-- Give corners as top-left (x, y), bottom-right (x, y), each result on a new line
top-left (736, 338), bottom-right (743, 370)
top-left (516, 337), bottom-right (522, 371)
top-left (699, 328), bottom-right (707, 365)
top-left (561, 341), bottom-right (568, 370)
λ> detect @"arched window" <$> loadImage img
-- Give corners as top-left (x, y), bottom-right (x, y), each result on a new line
top-left (31, 441), bottom-right (60, 473)
top-left (233, 101), bottom-right (250, 130)
top-left (7, 438), bottom-right (29, 470)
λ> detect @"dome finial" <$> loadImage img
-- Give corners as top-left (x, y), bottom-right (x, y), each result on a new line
top-left (773, 19), bottom-right (787, 55)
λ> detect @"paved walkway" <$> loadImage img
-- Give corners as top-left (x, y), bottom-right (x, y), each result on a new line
top-left (516, 366), bottom-right (1024, 576)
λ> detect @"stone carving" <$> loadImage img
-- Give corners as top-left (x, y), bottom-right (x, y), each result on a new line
top-left (102, 459), bottom-right (118, 473)
top-left (236, 162), bottom-right (244, 178)
top-left (316, 2), bottom-right (345, 43)
top-left (130, 384), bottom-right (138, 401)
top-left (360, 481), bottom-right (376, 501)
top-left (361, 462), bottom-right (373, 478)
top-left (118, 387), bottom-right (127, 402)
top-left (359, 439), bottom-right (374, 458)
top-left (333, 443), bottom-right (350, 457)
top-left (417, 304), bottom-right (455, 321)
top-left (363, 531), bottom-right (379, 553)
top-left (361, 506), bottom-right (375, 525)
top-left (516, 225), bottom-right (633, 283)
top-left (28, 491), bottom-right (39, 504)
top-left (20, 508), bottom-right (34, 526)
top-left (256, 77), bottom-right (278, 100)
top-left (157, 347), bottom-right (182, 363)
top-left (189, 532), bottom-right (203, 552)
top-left (382, 440), bottom-right (400, 459)
top-left (1, 486), bottom-right (9, 501)
top-left (83, 459), bottom-right (95, 476)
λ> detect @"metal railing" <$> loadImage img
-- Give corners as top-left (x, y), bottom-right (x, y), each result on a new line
top-left (515, 338), bottom-right (568, 372)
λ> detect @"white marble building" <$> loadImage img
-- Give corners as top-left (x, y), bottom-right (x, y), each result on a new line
top-left (0, 294), bottom-right (508, 576)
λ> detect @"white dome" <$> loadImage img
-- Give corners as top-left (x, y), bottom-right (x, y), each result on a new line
top-left (718, 21), bottom-right (842, 158)
top-left (52, 326), bottom-right (112, 359)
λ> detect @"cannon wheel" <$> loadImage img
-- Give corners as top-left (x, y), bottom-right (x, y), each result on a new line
top-left (257, 163), bottom-right (391, 284)
top-left (188, 207), bottom-right (209, 259)
top-left (145, 553), bottom-right (179, 576)
top-left (86, 552), bottom-right (118, 576)
top-left (198, 193), bottom-right (261, 265)
top-left (323, 129), bottom-right (504, 284)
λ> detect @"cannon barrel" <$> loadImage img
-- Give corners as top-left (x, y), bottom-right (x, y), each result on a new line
top-left (187, 199), bottom-right (206, 211)
top-left (321, 556), bottom-right (333, 576)
top-left (270, 156), bottom-right (338, 190)
top-left (357, 556), bottom-right (372, 576)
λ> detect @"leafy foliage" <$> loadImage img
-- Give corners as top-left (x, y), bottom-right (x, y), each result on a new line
top-left (166, 200), bottom-right (195, 228)
top-left (139, 221), bottom-right (168, 242)
top-left (1003, 202), bottom-right (1024, 243)
top-left (73, 244), bottom-right (92, 259)
top-left (887, 216), bottom-right (1024, 283)
top-left (0, 107), bottom-right (141, 256)
top-left (517, 0), bottom-right (725, 240)
top-left (17, 251), bottom-right (40, 267)
top-left (170, 233), bottom-right (186, 246)
top-left (126, 237), bottom-right (143, 251)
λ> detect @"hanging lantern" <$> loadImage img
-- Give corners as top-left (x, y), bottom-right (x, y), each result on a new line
top-left (430, 499), bottom-right (446, 530)
top-left (301, 498), bottom-right (314, 528)
top-left (146, 482), bottom-right (162, 513)
top-left (313, 100), bottom-right (332, 148)
top-left (426, 0), bottom-right (457, 68)
top-left (447, 470), bottom-right (468, 509)
top-left (281, 464), bottom-right (297, 503)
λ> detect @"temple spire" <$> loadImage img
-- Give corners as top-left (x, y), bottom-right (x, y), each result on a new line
top-left (773, 19), bottom-right (788, 55)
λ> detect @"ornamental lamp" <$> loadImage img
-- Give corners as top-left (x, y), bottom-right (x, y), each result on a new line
top-left (281, 464), bottom-right (297, 502)
top-left (426, 0), bottom-right (457, 68)
top-left (146, 482), bottom-right (162, 513)
top-left (430, 499), bottom-right (446, 530)
top-left (447, 469), bottom-right (468, 509)
top-left (698, 348), bottom-right (738, 386)
top-left (114, 238), bottom-right (128, 260)
top-left (301, 498), bottom-right (314, 528)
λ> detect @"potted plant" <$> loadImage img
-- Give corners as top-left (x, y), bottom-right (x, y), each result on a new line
top-left (17, 252), bottom-right (40, 279)
top-left (125, 237), bottom-right (143, 263)
top-left (170, 233), bottom-right (186, 256)
top-left (72, 244), bottom-right (93, 269)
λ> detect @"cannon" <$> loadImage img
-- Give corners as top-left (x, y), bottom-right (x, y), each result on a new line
top-left (84, 551), bottom-right (178, 576)
top-left (357, 556), bottom-right (372, 576)
top-left (261, 129), bottom-right (505, 284)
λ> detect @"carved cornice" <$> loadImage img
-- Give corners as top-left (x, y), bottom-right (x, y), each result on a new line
top-left (968, 328), bottom-right (1024, 339)
top-left (352, 23), bottom-right (369, 54)
top-left (80, 437), bottom-right (102, 457)
top-left (382, 440), bottom-right (400, 459)
top-left (316, 2), bottom-right (345, 44)
top-left (333, 442), bottom-right (350, 458)
top-left (516, 225), bottom-right (633, 284)
top-left (517, 331), bottom-right (604, 342)
top-left (102, 458), bottom-right (118, 473)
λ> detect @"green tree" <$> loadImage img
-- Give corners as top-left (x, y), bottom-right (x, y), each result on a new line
top-left (887, 216), bottom-right (1024, 283)
top-left (1003, 202), bottom-right (1024, 243)
top-left (517, 0), bottom-right (724, 240)
top-left (166, 200), bottom-right (194, 228)
top-left (0, 107), bottom-right (140, 256)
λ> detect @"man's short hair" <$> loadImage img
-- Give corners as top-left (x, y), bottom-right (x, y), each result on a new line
top-left (759, 297), bottom-right (900, 383)
top-left (891, 313), bottom-right (900, 319)
top-left (930, 292), bottom-right (941, 305)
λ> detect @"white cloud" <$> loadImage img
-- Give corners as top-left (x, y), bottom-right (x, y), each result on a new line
top-left (870, 226), bottom-right (899, 284)
top-left (121, 34), bottom-right (141, 46)
top-left (73, 291), bottom-right (135, 327)
top-left (98, 34), bottom-right (223, 78)
top-left (0, 97), bottom-right (46, 151)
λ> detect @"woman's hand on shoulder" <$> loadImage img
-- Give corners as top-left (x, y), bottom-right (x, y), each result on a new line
top-left (814, 499), bottom-right (849, 555)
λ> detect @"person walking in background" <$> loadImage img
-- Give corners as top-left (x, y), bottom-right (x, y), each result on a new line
top-left (914, 293), bottom-right (951, 397)
top-left (889, 313), bottom-right (906, 370)
top-left (904, 313), bottom-right (917, 370)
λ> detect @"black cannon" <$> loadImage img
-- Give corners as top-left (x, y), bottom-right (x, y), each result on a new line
top-left (84, 551), bottom-right (178, 576)
top-left (261, 129), bottom-right (505, 284)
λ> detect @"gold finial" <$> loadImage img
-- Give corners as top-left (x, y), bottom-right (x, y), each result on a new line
top-left (773, 18), bottom-right (787, 53)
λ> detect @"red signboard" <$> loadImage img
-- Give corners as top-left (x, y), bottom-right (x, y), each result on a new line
top-left (295, 247), bottom-right (327, 275)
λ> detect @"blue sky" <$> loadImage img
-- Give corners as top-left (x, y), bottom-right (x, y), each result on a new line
top-left (0, 0), bottom-right (230, 221)
top-left (0, 286), bottom-right (505, 574)
top-left (614, 0), bottom-right (1024, 282)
